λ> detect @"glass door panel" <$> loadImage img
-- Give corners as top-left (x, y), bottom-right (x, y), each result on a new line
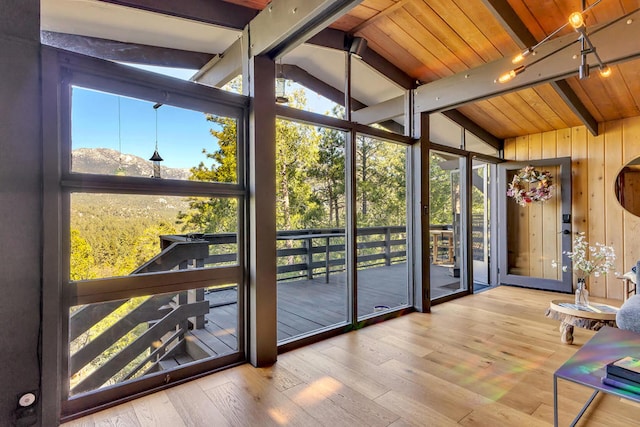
top-left (355, 134), bottom-right (409, 318)
top-left (472, 161), bottom-right (491, 291)
top-left (275, 120), bottom-right (348, 342)
top-left (429, 150), bottom-right (466, 299)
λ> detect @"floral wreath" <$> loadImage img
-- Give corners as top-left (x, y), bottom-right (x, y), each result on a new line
top-left (506, 165), bottom-right (554, 207)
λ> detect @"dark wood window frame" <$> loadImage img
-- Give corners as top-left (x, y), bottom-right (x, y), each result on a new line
top-left (41, 46), bottom-right (250, 422)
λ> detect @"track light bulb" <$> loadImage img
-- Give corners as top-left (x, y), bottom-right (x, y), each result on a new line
top-left (599, 65), bottom-right (612, 77)
top-left (496, 66), bottom-right (525, 84)
top-left (569, 12), bottom-right (585, 30)
top-left (512, 48), bottom-right (532, 64)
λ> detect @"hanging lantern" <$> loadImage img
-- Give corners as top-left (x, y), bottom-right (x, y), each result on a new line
top-left (275, 61), bottom-right (289, 104)
top-left (150, 103), bottom-right (163, 178)
top-left (115, 162), bottom-right (126, 176)
top-left (149, 149), bottom-right (163, 179)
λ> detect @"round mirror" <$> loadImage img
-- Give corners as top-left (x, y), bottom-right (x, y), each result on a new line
top-left (615, 156), bottom-right (640, 216)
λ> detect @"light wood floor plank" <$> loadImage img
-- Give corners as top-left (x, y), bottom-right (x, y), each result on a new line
top-left (164, 381), bottom-right (231, 427)
top-left (130, 391), bottom-right (186, 427)
top-left (374, 390), bottom-right (460, 426)
top-left (63, 286), bottom-right (640, 426)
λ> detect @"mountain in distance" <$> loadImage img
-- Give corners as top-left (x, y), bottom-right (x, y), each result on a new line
top-left (72, 148), bottom-right (191, 180)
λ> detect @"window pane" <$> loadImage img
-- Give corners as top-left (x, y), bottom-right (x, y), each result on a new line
top-left (71, 86), bottom-right (238, 183)
top-left (68, 283), bottom-right (239, 397)
top-left (429, 113), bottom-right (462, 148)
top-left (429, 150), bottom-right (466, 299)
top-left (472, 162), bottom-right (491, 290)
top-left (356, 135), bottom-right (409, 318)
top-left (279, 45), bottom-right (345, 117)
top-left (351, 59), bottom-right (407, 136)
top-left (275, 120), bottom-right (348, 342)
top-left (465, 130), bottom-right (499, 156)
top-left (70, 193), bottom-right (239, 281)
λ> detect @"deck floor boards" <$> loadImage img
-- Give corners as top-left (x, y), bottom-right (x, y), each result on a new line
top-left (194, 263), bottom-right (462, 352)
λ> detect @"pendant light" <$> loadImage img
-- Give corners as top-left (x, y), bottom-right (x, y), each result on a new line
top-left (275, 59), bottom-right (289, 104)
top-left (497, 0), bottom-right (614, 84)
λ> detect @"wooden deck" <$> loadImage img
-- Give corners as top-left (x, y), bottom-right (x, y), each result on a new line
top-left (189, 263), bottom-right (464, 357)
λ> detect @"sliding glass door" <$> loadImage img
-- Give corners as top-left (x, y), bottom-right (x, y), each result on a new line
top-left (356, 134), bottom-right (409, 318)
top-left (275, 120), bottom-right (349, 342)
top-left (471, 160), bottom-right (491, 291)
top-left (429, 150), bottom-right (466, 300)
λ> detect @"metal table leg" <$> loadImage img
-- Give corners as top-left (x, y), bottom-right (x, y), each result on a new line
top-left (570, 390), bottom-right (599, 427)
top-left (555, 375), bottom-right (599, 427)
top-left (554, 375), bottom-right (558, 427)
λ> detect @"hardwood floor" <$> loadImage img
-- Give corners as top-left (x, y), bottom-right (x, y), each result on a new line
top-left (62, 286), bottom-right (639, 426)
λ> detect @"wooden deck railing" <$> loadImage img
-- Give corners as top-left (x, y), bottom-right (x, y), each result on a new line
top-left (160, 225), bottom-right (408, 282)
top-left (68, 226), bottom-right (407, 394)
top-left (69, 242), bottom-right (211, 395)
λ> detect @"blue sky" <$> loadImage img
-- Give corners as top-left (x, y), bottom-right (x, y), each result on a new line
top-left (72, 65), bottom-right (221, 170)
top-left (72, 64), bottom-right (336, 170)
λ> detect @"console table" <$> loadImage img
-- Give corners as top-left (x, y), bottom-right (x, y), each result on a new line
top-left (554, 326), bottom-right (640, 426)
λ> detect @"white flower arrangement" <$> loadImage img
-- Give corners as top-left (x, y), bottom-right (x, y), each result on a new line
top-left (551, 232), bottom-right (617, 285)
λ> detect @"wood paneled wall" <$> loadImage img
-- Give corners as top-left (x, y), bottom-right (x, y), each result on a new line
top-left (504, 116), bottom-right (640, 300)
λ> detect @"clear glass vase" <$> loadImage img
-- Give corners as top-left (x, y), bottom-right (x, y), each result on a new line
top-left (575, 278), bottom-right (589, 306)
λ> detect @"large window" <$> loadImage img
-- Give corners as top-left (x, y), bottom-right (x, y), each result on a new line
top-left (356, 134), bottom-right (409, 318)
top-left (429, 150), bottom-right (466, 300)
top-left (273, 97), bottom-right (413, 346)
top-left (275, 119), bottom-right (348, 342)
top-left (54, 58), bottom-right (249, 418)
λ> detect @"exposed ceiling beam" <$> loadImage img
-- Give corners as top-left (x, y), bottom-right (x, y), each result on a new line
top-left (247, 0), bottom-right (363, 58)
top-left (97, 0), bottom-right (259, 29)
top-left (307, 28), bottom-right (415, 90)
top-left (280, 64), bottom-right (404, 133)
top-left (281, 64), bottom-right (365, 109)
top-left (194, 1), bottom-right (362, 87)
top-left (191, 38), bottom-right (243, 88)
top-left (409, 9), bottom-right (640, 116)
top-left (550, 80), bottom-right (598, 136)
top-left (355, 9), bottom-right (640, 132)
top-left (97, 0), bottom-right (413, 92)
top-left (481, 0), bottom-right (598, 135)
top-left (351, 97), bottom-right (404, 124)
top-left (93, 0), bottom-right (491, 140)
top-left (41, 31), bottom-right (214, 69)
top-left (442, 110), bottom-right (502, 150)
top-left (480, 0), bottom-right (537, 48)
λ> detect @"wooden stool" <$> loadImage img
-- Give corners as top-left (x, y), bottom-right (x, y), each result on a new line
top-left (620, 271), bottom-right (637, 302)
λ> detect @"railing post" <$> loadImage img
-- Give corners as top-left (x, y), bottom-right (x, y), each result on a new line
top-left (305, 237), bottom-right (313, 280)
top-left (178, 261), bottom-right (189, 340)
top-left (325, 236), bottom-right (330, 283)
top-left (189, 258), bottom-right (205, 329)
top-left (385, 227), bottom-right (392, 266)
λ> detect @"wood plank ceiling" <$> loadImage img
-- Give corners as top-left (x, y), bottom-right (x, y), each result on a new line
top-left (224, 0), bottom-right (640, 140)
